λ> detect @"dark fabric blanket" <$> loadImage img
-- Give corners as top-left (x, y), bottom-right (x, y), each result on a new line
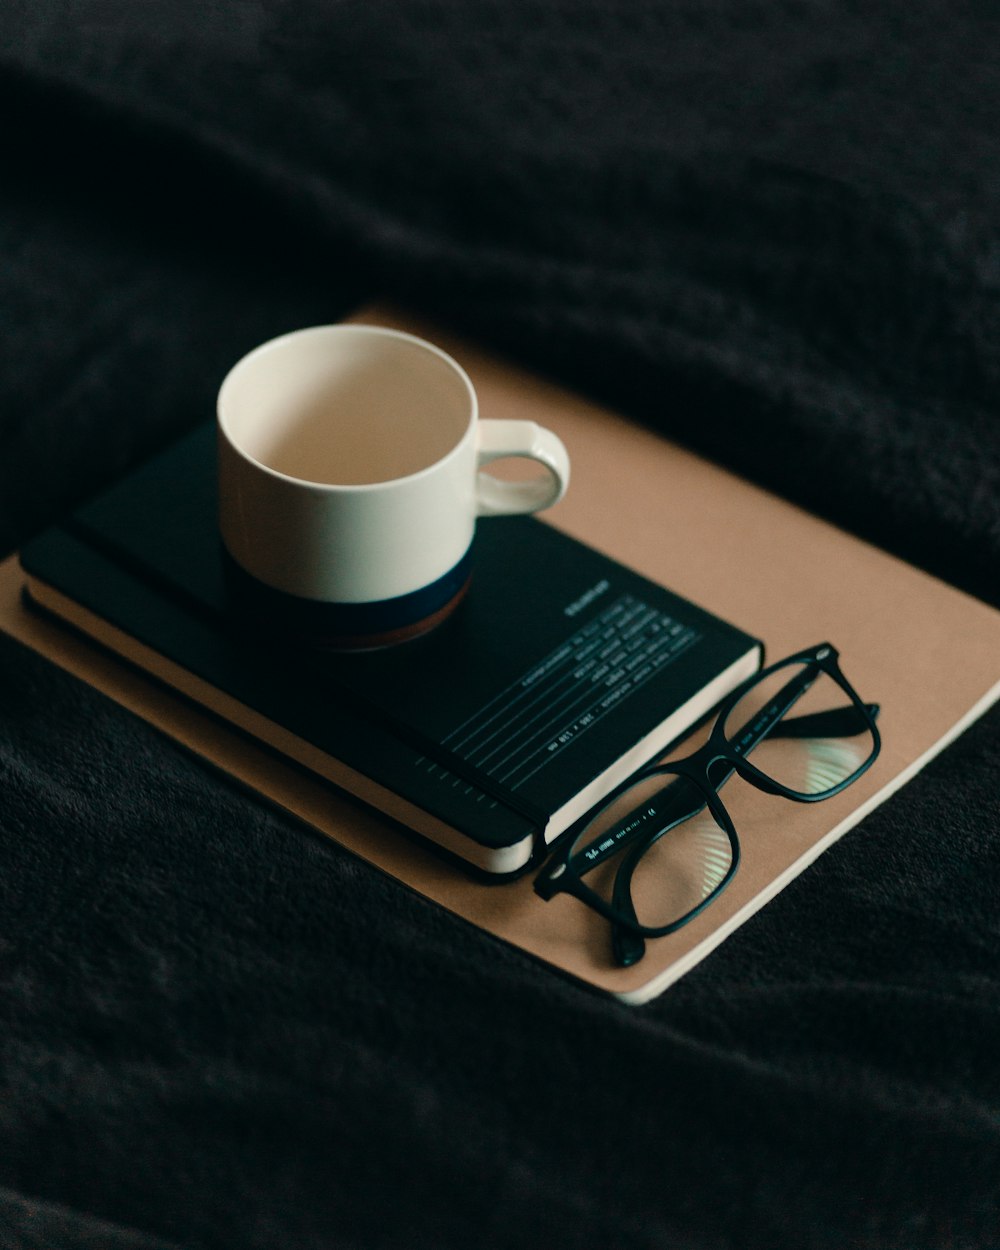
top-left (2, 5), bottom-right (1000, 1247)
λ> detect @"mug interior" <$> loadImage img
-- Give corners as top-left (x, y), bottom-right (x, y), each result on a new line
top-left (219, 327), bottom-right (474, 487)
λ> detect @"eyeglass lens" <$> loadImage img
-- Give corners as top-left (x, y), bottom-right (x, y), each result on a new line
top-left (567, 658), bottom-right (877, 931)
top-left (721, 659), bottom-right (876, 796)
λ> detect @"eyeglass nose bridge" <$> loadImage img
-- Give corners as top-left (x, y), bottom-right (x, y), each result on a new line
top-left (689, 741), bottom-right (791, 808)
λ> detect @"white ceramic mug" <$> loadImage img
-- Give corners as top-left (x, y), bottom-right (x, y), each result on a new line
top-left (217, 324), bottom-right (570, 647)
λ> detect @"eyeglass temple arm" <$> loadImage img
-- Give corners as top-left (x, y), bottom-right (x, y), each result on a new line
top-left (573, 670), bottom-right (821, 878)
top-left (608, 695), bottom-right (879, 965)
top-left (572, 686), bottom-right (877, 887)
top-left (769, 702), bottom-right (879, 740)
top-left (732, 701), bottom-right (880, 799)
top-left (611, 886), bottom-right (646, 967)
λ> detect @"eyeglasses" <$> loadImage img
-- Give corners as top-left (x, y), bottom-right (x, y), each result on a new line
top-left (533, 642), bottom-right (880, 967)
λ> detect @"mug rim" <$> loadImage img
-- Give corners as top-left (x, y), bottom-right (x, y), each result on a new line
top-left (216, 323), bottom-right (479, 493)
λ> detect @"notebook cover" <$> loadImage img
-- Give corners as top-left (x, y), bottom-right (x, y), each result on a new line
top-left (19, 423), bottom-right (760, 864)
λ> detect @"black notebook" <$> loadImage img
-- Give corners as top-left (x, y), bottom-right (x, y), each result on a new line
top-left (19, 423), bottom-right (762, 875)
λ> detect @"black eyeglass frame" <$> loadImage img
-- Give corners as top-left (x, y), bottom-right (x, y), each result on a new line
top-left (533, 641), bottom-right (881, 942)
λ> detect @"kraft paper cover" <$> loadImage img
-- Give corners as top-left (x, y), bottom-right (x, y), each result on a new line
top-left (4, 306), bottom-right (1000, 1002)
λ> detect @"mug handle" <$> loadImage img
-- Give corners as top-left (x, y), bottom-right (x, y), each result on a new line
top-left (474, 420), bottom-right (570, 517)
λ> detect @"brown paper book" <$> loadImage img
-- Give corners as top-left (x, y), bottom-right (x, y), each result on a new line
top-left (4, 305), bottom-right (1000, 1003)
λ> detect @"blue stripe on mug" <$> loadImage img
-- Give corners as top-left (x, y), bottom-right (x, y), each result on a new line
top-left (222, 544), bottom-right (475, 649)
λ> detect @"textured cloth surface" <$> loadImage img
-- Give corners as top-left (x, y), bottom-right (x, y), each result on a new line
top-left (2, 4), bottom-right (1000, 1248)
